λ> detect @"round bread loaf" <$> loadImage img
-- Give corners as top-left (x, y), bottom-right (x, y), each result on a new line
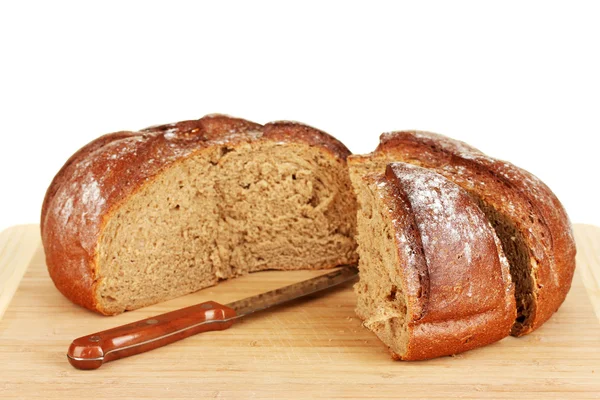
top-left (348, 131), bottom-right (576, 337)
top-left (41, 115), bottom-right (358, 315)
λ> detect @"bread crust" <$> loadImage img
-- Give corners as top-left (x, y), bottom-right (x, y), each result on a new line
top-left (40, 115), bottom-right (352, 314)
top-left (363, 131), bottom-right (576, 335)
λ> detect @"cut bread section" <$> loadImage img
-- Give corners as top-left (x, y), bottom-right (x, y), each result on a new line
top-left (352, 163), bottom-right (515, 360)
top-left (97, 141), bottom-right (356, 314)
top-left (41, 115), bottom-right (358, 315)
top-left (348, 131), bottom-right (576, 336)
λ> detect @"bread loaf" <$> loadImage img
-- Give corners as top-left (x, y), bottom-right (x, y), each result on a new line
top-left (41, 115), bottom-right (358, 315)
top-left (348, 131), bottom-right (576, 338)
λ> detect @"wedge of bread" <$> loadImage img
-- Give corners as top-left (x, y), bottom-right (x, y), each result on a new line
top-left (351, 162), bottom-right (515, 360)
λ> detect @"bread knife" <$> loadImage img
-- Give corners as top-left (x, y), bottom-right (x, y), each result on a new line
top-left (67, 266), bottom-right (358, 370)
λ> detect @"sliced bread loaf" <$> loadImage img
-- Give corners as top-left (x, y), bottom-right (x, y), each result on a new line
top-left (348, 131), bottom-right (576, 336)
top-left (41, 115), bottom-right (358, 315)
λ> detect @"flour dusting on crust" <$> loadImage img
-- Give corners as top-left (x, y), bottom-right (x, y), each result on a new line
top-left (388, 163), bottom-right (489, 270)
top-left (378, 162), bottom-right (513, 319)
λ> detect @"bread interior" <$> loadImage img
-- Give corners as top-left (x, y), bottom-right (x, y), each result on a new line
top-left (471, 199), bottom-right (536, 335)
top-left (353, 174), bottom-right (409, 357)
top-left (96, 141), bottom-right (357, 314)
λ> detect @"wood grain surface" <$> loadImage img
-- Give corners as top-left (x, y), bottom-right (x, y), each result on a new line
top-left (0, 224), bottom-right (40, 320)
top-left (0, 224), bottom-right (599, 399)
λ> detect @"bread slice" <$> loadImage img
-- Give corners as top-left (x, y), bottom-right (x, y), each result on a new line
top-left (348, 131), bottom-right (576, 336)
top-left (41, 115), bottom-right (358, 315)
top-left (352, 162), bottom-right (515, 360)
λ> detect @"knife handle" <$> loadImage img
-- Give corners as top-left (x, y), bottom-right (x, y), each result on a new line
top-left (67, 301), bottom-right (237, 370)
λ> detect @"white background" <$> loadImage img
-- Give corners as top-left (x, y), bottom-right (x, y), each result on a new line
top-left (1, 1), bottom-right (599, 233)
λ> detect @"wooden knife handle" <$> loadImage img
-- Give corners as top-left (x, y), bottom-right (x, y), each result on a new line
top-left (67, 301), bottom-right (237, 370)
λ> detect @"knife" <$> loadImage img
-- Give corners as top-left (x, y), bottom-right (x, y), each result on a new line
top-left (67, 265), bottom-right (358, 370)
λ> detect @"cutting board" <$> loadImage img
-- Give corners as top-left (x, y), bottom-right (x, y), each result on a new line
top-left (1, 224), bottom-right (599, 399)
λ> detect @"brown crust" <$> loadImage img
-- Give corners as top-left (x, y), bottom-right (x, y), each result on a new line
top-left (372, 131), bottom-right (576, 335)
top-left (40, 114), bottom-right (352, 314)
top-left (377, 163), bottom-right (515, 360)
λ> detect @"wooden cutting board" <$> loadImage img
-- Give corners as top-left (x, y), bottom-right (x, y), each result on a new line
top-left (0, 224), bottom-right (599, 399)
